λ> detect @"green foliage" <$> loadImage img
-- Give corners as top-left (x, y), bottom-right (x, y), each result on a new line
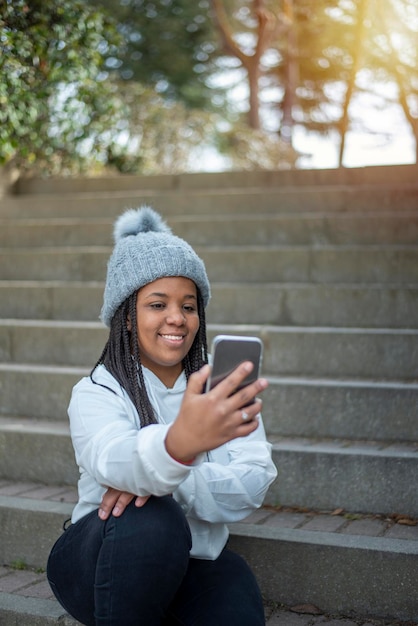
top-left (100, 81), bottom-right (298, 174)
top-left (90, 0), bottom-right (224, 110)
top-left (9, 559), bottom-right (27, 570)
top-left (0, 0), bottom-right (125, 174)
top-left (216, 122), bottom-right (298, 170)
top-left (102, 81), bottom-right (219, 174)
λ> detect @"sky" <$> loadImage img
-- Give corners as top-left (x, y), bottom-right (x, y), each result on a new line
top-left (294, 126), bottom-right (416, 169)
top-left (294, 87), bottom-right (417, 169)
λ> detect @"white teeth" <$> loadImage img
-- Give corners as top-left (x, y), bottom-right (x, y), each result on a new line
top-left (162, 335), bottom-right (183, 341)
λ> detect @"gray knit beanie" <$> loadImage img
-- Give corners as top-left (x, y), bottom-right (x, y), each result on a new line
top-left (100, 206), bottom-right (211, 326)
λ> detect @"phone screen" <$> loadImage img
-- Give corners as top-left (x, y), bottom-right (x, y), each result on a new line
top-left (206, 335), bottom-right (263, 394)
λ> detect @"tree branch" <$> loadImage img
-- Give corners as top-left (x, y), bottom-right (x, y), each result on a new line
top-left (210, 0), bottom-right (249, 66)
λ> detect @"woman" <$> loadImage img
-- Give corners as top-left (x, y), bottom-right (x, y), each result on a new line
top-left (47, 206), bottom-right (277, 625)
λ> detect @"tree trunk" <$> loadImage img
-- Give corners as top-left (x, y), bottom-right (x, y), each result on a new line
top-left (210, 0), bottom-right (282, 130)
top-left (280, 0), bottom-right (297, 144)
top-left (0, 166), bottom-right (19, 198)
top-left (247, 65), bottom-right (261, 130)
top-left (338, 0), bottom-right (368, 167)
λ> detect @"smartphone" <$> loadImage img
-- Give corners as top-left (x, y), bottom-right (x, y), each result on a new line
top-left (206, 335), bottom-right (263, 398)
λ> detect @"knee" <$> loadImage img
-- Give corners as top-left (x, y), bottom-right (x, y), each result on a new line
top-left (106, 495), bottom-right (191, 555)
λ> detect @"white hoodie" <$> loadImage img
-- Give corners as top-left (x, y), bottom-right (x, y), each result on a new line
top-left (68, 364), bottom-right (277, 560)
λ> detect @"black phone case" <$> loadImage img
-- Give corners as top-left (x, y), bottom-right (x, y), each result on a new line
top-left (206, 335), bottom-right (263, 393)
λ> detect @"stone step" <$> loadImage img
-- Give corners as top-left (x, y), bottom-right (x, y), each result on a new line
top-left (1, 418), bottom-right (417, 516)
top-left (1, 482), bottom-right (417, 622)
top-left (264, 376), bottom-right (418, 442)
top-left (1, 244), bottom-right (417, 284)
top-left (1, 365), bottom-right (417, 442)
top-left (13, 163), bottom-right (418, 194)
top-left (0, 418), bottom-right (77, 485)
top-left (1, 281), bottom-right (417, 328)
top-left (266, 437), bottom-right (418, 517)
top-left (229, 508), bottom-right (418, 623)
top-left (0, 364), bottom-right (83, 421)
top-left (0, 486), bottom-right (74, 570)
top-left (1, 320), bottom-right (417, 380)
top-left (0, 592), bottom-right (79, 626)
top-left (2, 211), bottom-right (418, 246)
top-left (2, 184), bottom-right (418, 218)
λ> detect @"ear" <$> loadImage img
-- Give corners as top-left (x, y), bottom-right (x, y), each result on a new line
top-left (127, 313), bottom-right (132, 332)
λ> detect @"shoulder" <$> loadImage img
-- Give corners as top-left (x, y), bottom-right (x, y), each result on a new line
top-left (68, 365), bottom-right (139, 428)
top-left (70, 365), bottom-right (129, 408)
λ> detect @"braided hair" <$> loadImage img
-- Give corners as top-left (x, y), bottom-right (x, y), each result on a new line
top-left (90, 287), bottom-right (208, 428)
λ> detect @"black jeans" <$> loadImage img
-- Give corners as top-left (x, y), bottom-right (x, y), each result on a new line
top-left (47, 495), bottom-right (265, 625)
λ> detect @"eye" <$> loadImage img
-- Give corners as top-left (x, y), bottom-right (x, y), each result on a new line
top-left (150, 302), bottom-right (165, 310)
top-left (183, 304), bottom-right (197, 313)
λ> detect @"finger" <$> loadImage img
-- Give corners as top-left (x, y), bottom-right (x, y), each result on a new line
top-left (237, 398), bottom-right (262, 423)
top-left (235, 408), bottom-right (261, 437)
top-left (216, 361), bottom-right (260, 396)
top-left (98, 490), bottom-right (136, 520)
top-left (135, 495), bottom-right (150, 508)
top-left (111, 492), bottom-right (136, 517)
top-left (233, 380), bottom-right (268, 412)
top-left (219, 372), bottom-right (267, 413)
top-left (98, 487), bottom-right (120, 520)
top-left (186, 364), bottom-right (211, 394)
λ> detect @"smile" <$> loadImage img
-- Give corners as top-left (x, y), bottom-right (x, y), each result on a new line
top-left (160, 334), bottom-right (185, 341)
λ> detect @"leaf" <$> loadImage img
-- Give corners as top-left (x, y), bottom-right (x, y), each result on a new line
top-left (331, 507), bottom-right (344, 516)
top-left (397, 518), bottom-right (418, 526)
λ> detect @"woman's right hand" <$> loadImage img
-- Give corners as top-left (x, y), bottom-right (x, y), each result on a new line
top-left (164, 362), bottom-right (268, 463)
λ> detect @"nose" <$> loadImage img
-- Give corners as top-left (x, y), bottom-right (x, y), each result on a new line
top-left (166, 307), bottom-right (186, 325)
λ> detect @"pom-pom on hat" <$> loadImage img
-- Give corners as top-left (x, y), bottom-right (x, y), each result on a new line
top-left (100, 206), bottom-right (211, 326)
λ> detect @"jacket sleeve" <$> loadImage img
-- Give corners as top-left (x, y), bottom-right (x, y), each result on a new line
top-left (173, 417), bottom-right (278, 524)
top-left (68, 377), bottom-right (192, 497)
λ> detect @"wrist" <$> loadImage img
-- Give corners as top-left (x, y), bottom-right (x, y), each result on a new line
top-left (165, 427), bottom-right (197, 465)
top-left (169, 453), bottom-right (196, 465)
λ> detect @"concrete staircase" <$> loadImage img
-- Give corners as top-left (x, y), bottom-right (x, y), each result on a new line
top-left (1, 164), bottom-right (418, 623)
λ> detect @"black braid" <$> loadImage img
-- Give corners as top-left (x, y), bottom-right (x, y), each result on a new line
top-left (183, 290), bottom-right (208, 379)
top-left (90, 288), bottom-right (208, 428)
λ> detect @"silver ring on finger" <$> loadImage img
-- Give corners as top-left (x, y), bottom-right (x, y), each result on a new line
top-left (241, 410), bottom-right (250, 421)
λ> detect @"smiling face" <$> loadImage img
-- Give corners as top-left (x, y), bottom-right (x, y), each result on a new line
top-left (133, 276), bottom-right (200, 387)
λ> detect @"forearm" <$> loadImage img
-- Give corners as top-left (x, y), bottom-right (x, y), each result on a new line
top-left (75, 422), bottom-right (192, 497)
top-left (174, 438), bottom-right (277, 524)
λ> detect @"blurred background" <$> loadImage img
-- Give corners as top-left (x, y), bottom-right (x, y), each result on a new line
top-left (1, 0), bottom-right (417, 177)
